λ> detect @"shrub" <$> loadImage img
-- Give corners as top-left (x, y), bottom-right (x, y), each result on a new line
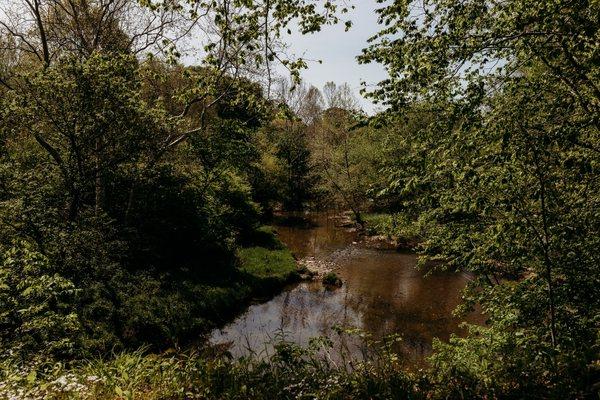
top-left (0, 242), bottom-right (82, 360)
top-left (322, 272), bottom-right (342, 288)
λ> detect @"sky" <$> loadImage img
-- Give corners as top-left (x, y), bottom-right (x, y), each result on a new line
top-left (181, 1), bottom-right (389, 114)
top-left (279, 0), bottom-right (388, 115)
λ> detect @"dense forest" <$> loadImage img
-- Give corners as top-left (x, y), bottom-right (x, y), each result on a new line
top-left (0, 0), bottom-right (598, 398)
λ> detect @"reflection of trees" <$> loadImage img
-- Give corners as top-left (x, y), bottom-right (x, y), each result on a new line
top-left (278, 285), bottom-right (361, 335)
top-left (272, 262), bottom-right (475, 363)
top-left (218, 213), bottom-right (483, 364)
top-left (338, 253), bottom-right (479, 361)
top-left (275, 213), bottom-right (356, 259)
top-left (275, 214), bottom-right (482, 362)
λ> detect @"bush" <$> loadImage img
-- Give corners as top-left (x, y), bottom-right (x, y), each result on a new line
top-left (0, 242), bottom-right (82, 360)
top-left (363, 213), bottom-right (421, 241)
top-left (322, 272), bottom-right (342, 288)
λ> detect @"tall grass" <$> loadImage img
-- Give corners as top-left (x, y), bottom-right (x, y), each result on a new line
top-left (0, 330), bottom-right (423, 399)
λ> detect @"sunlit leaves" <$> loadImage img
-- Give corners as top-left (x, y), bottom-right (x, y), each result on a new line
top-left (361, 0), bottom-right (600, 395)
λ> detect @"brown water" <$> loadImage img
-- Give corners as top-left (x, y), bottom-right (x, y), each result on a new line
top-left (210, 212), bottom-right (482, 366)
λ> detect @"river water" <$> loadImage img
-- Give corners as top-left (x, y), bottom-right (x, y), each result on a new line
top-left (210, 212), bottom-right (482, 367)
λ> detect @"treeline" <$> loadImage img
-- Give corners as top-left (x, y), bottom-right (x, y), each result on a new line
top-left (271, 80), bottom-right (413, 221)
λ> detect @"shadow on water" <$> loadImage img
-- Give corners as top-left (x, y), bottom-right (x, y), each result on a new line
top-left (210, 211), bottom-right (483, 368)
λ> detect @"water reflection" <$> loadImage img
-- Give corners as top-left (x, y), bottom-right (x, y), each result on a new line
top-left (210, 212), bottom-right (482, 366)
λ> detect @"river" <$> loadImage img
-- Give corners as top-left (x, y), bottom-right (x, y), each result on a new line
top-left (210, 212), bottom-right (482, 367)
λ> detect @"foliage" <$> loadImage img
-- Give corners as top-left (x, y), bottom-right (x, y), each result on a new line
top-left (359, 0), bottom-right (600, 396)
top-left (0, 334), bottom-right (420, 400)
top-left (0, 242), bottom-right (82, 360)
top-left (428, 321), bottom-right (581, 399)
top-left (254, 117), bottom-right (318, 211)
top-left (321, 272), bottom-right (342, 288)
top-left (0, 51), bottom-right (306, 359)
top-left (1, 0), bottom-right (599, 396)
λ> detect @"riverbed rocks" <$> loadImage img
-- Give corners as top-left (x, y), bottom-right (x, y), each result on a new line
top-left (363, 234), bottom-right (399, 250)
top-left (361, 232), bottom-right (419, 251)
top-left (297, 257), bottom-right (337, 279)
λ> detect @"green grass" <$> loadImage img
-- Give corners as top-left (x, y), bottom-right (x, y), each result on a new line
top-left (238, 247), bottom-right (297, 280)
top-left (234, 225), bottom-right (300, 297)
top-left (237, 225), bottom-right (298, 284)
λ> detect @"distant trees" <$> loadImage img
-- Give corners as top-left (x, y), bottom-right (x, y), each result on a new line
top-left (267, 118), bottom-right (315, 211)
top-left (251, 79), bottom-right (373, 214)
top-left (311, 106), bottom-right (365, 223)
top-left (271, 80), bottom-right (391, 220)
top-left (322, 81), bottom-right (360, 111)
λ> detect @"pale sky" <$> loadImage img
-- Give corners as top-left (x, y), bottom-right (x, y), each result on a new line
top-left (279, 0), bottom-right (387, 114)
top-left (182, 1), bottom-right (388, 114)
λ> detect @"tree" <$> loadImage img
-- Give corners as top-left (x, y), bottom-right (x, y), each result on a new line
top-left (0, 0), bottom-right (177, 67)
top-left (308, 82), bottom-right (368, 222)
top-left (274, 79), bottom-right (324, 124)
top-left (322, 81), bottom-right (360, 111)
top-left (255, 114), bottom-right (316, 212)
top-left (0, 0), bottom-right (351, 167)
top-left (360, 0), bottom-right (600, 396)
top-left (3, 54), bottom-right (164, 221)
